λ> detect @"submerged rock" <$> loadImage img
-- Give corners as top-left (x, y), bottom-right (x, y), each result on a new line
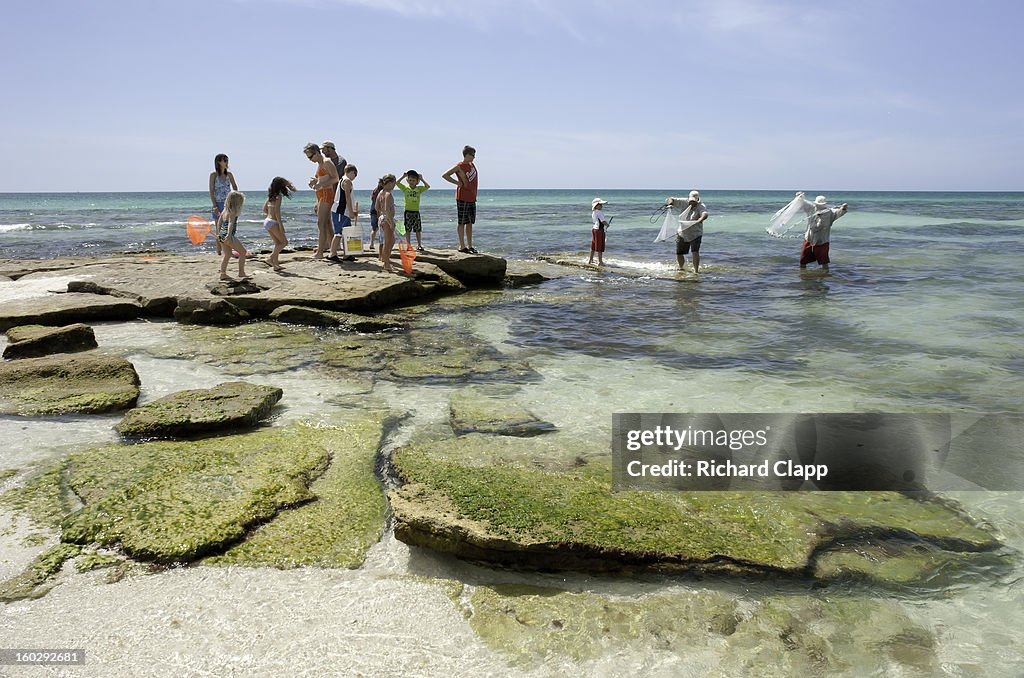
top-left (59, 424), bottom-right (336, 563)
top-left (467, 584), bottom-right (740, 667)
top-left (3, 323), bottom-right (98, 359)
top-left (389, 433), bottom-right (1004, 583)
top-left (0, 353), bottom-right (140, 415)
top-left (449, 386), bottom-right (555, 436)
top-left (2, 421), bottom-right (387, 570)
top-left (114, 381), bottom-right (283, 438)
top-left (462, 585), bottom-right (937, 675)
top-left (0, 544), bottom-right (83, 602)
top-left (206, 413), bottom-right (388, 568)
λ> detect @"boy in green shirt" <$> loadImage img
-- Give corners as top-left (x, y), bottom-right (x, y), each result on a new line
top-left (397, 170), bottom-right (430, 252)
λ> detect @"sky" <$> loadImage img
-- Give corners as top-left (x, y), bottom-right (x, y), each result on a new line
top-left (1, 0), bottom-right (1021, 192)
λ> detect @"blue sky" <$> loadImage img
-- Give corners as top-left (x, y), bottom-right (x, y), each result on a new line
top-left (1, 0), bottom-right (1021, 191)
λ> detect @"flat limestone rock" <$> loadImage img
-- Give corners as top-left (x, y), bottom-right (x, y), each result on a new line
top-left (2, 420), bottom-right (388, 572)
top-left (3, 323), bottom-right (98, 359)
top-left (389, 433), bottom-right (1003, 583)
top-left (269, 305), bottom-right (406, 332)
top-left (0, 293), bottom-right (141, 332)
top-left (4, 253), bottom-right (498, 326)
top-left (0, 353), bottom-right (140, 415)
top-left (115, 381), bottom-right (284, 438)
top-left (449, 386), bottom-right (555, 437)
top-left (59, 424), bottom-right (336, 563)
top-left (205, 414), bottom-right (388, 568)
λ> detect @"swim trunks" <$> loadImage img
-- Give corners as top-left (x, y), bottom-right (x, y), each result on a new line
top-left (404, 210), bottom-right (422, 233)
top-left (456, 200), bottom-right (476, 225)
top-left (332, 213), bottom-right (352, 234)
top-left (676, 235), bottom-right (702, 255)
top-left (800, 240), bottom-right (830, 266)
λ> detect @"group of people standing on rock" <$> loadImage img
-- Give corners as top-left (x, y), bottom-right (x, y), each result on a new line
top-left (590, 190), bottom-right (849, 274)
top-left (206, 144), bottom-right (481, 279)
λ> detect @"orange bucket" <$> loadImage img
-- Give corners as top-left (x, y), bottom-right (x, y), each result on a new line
top-left (186, 215), bottom-right (212, 244)
top-left (398, 241), bottom-right (417, 274)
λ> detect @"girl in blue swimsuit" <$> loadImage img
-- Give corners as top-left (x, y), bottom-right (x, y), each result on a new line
top-left (217, 191), bottom-right (248, 279)
top-left (209, 154), bottom-right (238, 255)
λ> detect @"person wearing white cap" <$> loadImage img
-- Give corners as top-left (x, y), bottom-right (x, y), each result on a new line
top-left (665, 190), bottom-right (709, 273)
top-left (795, 192), bottom-right (848, 270)
top-left (589, 198), bottom-right (610, 266)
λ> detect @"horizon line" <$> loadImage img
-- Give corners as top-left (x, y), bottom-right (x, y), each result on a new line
top-left (2, 188), bottom-right (1023, 195)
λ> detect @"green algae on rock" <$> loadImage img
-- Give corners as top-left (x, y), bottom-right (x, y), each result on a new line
top-left (0, 353), bottom-right (140, 416)
top-left (60, 424), bottom-right (336, 563)
top-left (3, 322), bottom-right (98, 359)
top-left (0, 543), bottom-right (82, 602)
top-left (389, 434), bottom-right (1004, 583)
top-left (206, 413), bottom-right (388, 568)
top-left (718, 596), bottom-right (938, 676)
top-left (467, 584), bottom-right (740, 667)
top-left (463, 584), bottom-right (938, 674)
top-left (0, 464), bottom-right (79, 530)
top-left (115, 381), bottom-right (283, 439)
top-left (449, 386), bottom-right (555, 437)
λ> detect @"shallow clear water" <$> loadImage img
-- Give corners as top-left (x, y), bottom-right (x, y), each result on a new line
top-left (1, 190), bottom-right (1023, 674)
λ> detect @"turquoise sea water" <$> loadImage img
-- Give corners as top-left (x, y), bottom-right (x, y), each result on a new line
top-left (3, 189), bottom-right (1023, 414)
top-left (2, 191), bottom-right (1024, 673)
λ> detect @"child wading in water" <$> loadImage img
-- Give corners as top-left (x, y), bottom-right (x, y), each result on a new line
top-left (589, 198), bottom-right (610, 266)
top-left (263, 177), bottom-right (296, 271)
top-left (375, 174), bottom-right (397, 274)
top-left (217, 191), bottom-right (248, 279)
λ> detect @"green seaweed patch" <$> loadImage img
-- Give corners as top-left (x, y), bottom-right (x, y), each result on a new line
top-left (391, 435), bottom-right (1002, 579)
top-left (468, 584), bottom-right (740, 667)
top-left (0, 468), bottom-right (18, 481)
top-left (74, 550), bottom-right (125, 573)
top-left (143, 322), bottom-right (321, 375)
top-left (813, 539), bottom-right (1016, 588)
top-left (60, 424), bottom-right (336, 563)
top-left (0, 543), bottom-right (82, 602)
top-left (206, 415), bottom-right (387, 568)
top-left (720, 596), bottom-right (937, 676)
top-left (0, 463), bottom-right (78, 530)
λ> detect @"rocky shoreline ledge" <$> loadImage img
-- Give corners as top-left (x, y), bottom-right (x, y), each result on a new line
top-left (0, 250), bottom-right (1017, 673)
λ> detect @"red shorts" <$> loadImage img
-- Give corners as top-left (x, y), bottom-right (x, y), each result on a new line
top-left (591, 228), bottom-right (606, 253)
top-left (800, 240), bottom-right (830, 266)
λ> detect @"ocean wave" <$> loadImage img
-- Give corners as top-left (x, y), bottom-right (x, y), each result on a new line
top-left (0, 223), bottom-right (33, 232)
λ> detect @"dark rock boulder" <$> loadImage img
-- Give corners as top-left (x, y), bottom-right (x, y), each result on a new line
top-left (115, 381), bottom-right (283, 438)
top-left (3, 323), bottom-right (98, 359)
top-left (0, 354), bottom-right (140, 415)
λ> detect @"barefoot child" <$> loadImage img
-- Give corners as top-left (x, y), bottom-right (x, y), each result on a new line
top-left (209, 153), bottom-right (238, 256)
top-left (217, 191), bottom-right (248, 279)
top-left (263, 177), bottom-right (296, 271)
top-left (368, 177), bottom-right (384, 252)
top-left (397, 170), bottom-right (430, 252)
top-left (589, 198), bottom-right (610, 266)
top-left (375, 174), bottom-right (397, 274)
